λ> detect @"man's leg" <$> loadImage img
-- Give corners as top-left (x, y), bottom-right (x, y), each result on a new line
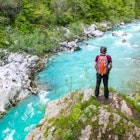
top-left (103, 74), bottom-right (109, 98)
top-left (95, 73), bottom-right (101, 97)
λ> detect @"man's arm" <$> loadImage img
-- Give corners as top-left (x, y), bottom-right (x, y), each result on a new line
top-left (109, 62), bottom-right (112, 71)
top-left (108, 55), bottom-right (112, 72)
top-left (94, 56), bottom-right (98, 70)
top-left (94, 61), bottom-right (97, 70)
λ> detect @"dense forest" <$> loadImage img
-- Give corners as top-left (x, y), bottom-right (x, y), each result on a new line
top-left (0, 0), bottom-right (140, 56)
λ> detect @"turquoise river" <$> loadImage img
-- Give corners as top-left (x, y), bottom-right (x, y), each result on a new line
top-left (0, 21), bottom-right (140, 140)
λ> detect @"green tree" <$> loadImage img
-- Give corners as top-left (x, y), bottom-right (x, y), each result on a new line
top-left (50, 0), bottom-right (73, 25)
top-left (0, 0), bottom-right (20, 18)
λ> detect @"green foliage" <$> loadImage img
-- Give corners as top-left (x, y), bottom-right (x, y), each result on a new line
top-left (8, 28), bottom-right (60, 56)
top-left (108, 87), bottom-right (117, 93)
top-left (108, 117), bottom-right (130, 138)
top-left (0, 16), bottom-right (9, 47)
top-left (0, 0), bottom-right (20, 17)
top-left (58, 12), bottom-right (73, 25)
top-left (67, 22), bottom-right (84, 37)
top-left (44, 103), bottom-right (82, 139)
top-left (81, 96), bottom-right (101, 109)
top-left (0, 50), bottom-right (5, 59)
top-left (15, 14), bottom-right (33, 33)
top-left (135, 0), bottom-right (140, 18)
top-left (59, 22), bottom-right (85, 41)
top-left (15, 1), bottom-right (56, 33)
top-left (44, 94), bottom-right (101, 139)
top-left (71, 103), bottom-right (82, 121)
top-left (0, 0), bottom-right (139, 55)
top-left (0, 30), bottom-right (7, 47)
top-left (1, 0), bottom-right (139, 28)
top-left (135, 92), bottom-right (140, 102)
top-left (121, 94), bottom-right (140, 116)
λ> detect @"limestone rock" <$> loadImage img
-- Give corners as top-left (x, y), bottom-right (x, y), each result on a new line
top-left (0, 52), bottom-right (44, 116)
top-left (26, 89), bottom-right (140, 140)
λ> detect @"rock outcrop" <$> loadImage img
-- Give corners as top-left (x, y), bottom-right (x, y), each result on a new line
top-left (84, 24), bottom-right (104, 37)
top-left (26, 89), bottom-right (140, 140)
top-left (0, 51), bottom-right (46, 117)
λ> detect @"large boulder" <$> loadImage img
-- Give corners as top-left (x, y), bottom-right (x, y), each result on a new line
top-left (0, 52), bottom-right (44, 117)
top-left (84, 24), bottom-right (104, 37)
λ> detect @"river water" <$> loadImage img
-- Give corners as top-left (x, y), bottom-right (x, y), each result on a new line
top-left (0, 21), bottom-right (140, 140)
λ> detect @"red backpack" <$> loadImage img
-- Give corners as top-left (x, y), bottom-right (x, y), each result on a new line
top-left (96, 55), bottom-right (108, 75)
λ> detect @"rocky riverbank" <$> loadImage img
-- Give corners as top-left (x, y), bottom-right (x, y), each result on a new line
top-left (0, 50), bottom-right (47, 118)
top-left (26, 89), bottom-right (140, 140)
top-left (52, 19), bottom-right (138, 54)
top-left (53, 21), bottom-right (127, 53)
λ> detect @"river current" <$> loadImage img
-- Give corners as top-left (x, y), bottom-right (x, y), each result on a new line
top-left (0, 22), bottom-right (140, 140)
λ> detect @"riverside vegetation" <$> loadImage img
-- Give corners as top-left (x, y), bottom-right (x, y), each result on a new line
top-left (0, 0), bottom-right (140, 56)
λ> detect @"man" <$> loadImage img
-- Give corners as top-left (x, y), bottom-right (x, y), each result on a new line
top-left (94, 46), bottom-right (112, 99)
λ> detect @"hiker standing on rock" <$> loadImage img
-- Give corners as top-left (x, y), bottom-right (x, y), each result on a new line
top-left (94, 46), bottom-right (112, 99)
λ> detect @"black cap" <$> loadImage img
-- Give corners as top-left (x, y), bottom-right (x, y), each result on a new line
top-left (100, 46), bottom-right (107, 54)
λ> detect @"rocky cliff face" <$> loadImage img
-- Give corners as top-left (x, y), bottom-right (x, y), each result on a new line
top-left (26, 89), bottom-right (140, 140)
top-left (0, 51), bottom-right (46, 117)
